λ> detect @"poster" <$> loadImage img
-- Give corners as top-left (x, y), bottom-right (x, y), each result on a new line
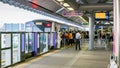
top-left (12, 34), bottom-right (21, 64)
top-left (25, 33), bottom-right (29, 53)
top-left (1, 34), bottom-right (11, 48)
top-left (1, 49), bottom-right (11, 68)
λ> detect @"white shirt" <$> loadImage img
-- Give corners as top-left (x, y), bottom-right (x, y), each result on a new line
top-left (76, 32), bottom-right (81, 39)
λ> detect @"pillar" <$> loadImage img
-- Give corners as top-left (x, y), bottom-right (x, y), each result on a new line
top-left (88, 11), bottom-right (94, 50)
top-left (113, 0), bottom-right (120, 66)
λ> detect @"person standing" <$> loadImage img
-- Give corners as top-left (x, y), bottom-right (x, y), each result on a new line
top-left (69, 31), bottom-right (73, 46)
top-left (75, 31), bottom-right (81, 50)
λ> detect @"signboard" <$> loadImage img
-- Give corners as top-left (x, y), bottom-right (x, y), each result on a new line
top-left (35, 22), bottom-right (42, 25)
top-left (62, 11), bottom-right (83, 16)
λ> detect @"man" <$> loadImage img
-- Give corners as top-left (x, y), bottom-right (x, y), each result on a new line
top-left (75, 31), bottom-right (81, 50)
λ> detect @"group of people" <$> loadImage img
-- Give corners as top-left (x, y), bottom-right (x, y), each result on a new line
top-left (57, 31), bottom-right (83, 50)
top-left (94, 30), bottom-right (113, 49)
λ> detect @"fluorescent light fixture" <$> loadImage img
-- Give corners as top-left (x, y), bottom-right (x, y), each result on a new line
top-left (57, 0), bottom-right (64, 2)
top-left (63, 3), bottom-right (70, 7)
top-left (67, 7), bottom-right (74, 10)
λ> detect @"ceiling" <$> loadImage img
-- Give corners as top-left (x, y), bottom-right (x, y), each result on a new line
top-left (27, 0), bottom-right (113, 25)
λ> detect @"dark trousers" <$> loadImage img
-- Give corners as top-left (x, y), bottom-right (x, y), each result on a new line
top-left (76, 39), bottom-right (81, 50)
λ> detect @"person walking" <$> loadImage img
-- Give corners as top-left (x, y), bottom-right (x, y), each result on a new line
top-left (75, 31), bottom-right (81, 50)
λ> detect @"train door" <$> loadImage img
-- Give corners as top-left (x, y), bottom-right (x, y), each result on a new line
top-left (25, 33), bottom-right (35, 58)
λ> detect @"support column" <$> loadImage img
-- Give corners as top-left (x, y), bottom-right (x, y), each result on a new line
top-left (113, 0), bottom-right (120, 66)
top-left (88, 11), bottom-right (94, 50)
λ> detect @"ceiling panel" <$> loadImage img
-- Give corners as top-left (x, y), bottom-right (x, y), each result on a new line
top-left (31, 0), bottom-right (62, 12)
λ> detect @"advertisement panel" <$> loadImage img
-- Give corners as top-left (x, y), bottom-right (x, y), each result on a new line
top-left (12, 34), bottom-right (21, 63)
top-left (1, 34), bottom-right (11, 48)
top-left (1, 49), bottom-right (11, 68)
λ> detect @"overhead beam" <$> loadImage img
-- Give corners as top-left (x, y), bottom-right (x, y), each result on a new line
top-left (79, 4), bottom-right (113, 11)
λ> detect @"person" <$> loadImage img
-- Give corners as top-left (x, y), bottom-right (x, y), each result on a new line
top-left (69, 31), bottom-right (73, 46)
top-left (75, 31), bottom-right (81, 50)
top-left (65, 31), bottom-right (69, 45)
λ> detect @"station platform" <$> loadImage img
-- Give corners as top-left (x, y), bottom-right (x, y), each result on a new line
top-left (10, 42), bottom-right (112, 68)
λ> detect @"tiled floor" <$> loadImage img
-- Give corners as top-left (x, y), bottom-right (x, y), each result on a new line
top-left (11, 42), bottom-right (112, 68)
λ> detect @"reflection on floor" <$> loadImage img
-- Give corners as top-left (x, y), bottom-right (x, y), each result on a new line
top-left (10, 41), bottom-right (112, 68)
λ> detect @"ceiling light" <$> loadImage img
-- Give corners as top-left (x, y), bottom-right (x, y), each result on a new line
top-left (67, 8), bottom-right (74, 11)
top-left (56, 0), bottom-right (64, 2)
top-left (63, 3), bottom-right (70, 7)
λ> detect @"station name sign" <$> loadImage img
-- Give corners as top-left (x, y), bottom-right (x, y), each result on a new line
top-left (62, 11), bottom-right (83, 16)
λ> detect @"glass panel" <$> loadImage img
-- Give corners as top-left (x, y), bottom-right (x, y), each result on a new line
top-left (25, 33), bottom-right (29, 54)
top-left (12, 24), bottom-right (19, 31)
top-left (5, 24), bottom-right (12, 31)
top-left (12, 34), bottom-right (21, 63)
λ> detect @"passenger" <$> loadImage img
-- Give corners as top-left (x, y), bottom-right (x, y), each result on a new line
top-left (69, 31), bottom-right (73, 46)
top-left (75, 31), bottom-right (81, 50)
top-left (61, 32), bottom-right (66, 46)
top-left (97, 31), bottom-right (102, 47)
top-left (110, 31), bottom-right (113, 42)
top-left (105, 31), bottom-right (110, 49)
top-left (65, 31), bottom-right (69, 45)
top-left (101, 31), bottom-right (106, 49)
top-left (72, 31), bottom-right (76, 43)
top-left (94, 31), bottom-right (98, 41)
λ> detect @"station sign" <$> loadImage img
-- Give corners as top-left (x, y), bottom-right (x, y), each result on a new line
top-left (35, 22), bottom-right (42, 25)
top-left (62, 11), bottom-right (83, 16)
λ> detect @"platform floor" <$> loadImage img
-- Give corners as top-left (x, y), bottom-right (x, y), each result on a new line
top-left (11, 42), bottom-right (112, 68)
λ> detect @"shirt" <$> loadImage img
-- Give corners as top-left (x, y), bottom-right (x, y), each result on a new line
top-left (69, 33), bottom-right (73, 39)
top-left (76, 32), bottom-right (81, 39)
